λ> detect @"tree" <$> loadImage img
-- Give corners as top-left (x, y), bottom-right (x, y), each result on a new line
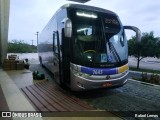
top-left (8, 40), bottom-right (37, 53)
top-left (128, 31), bottom-right (160, 69)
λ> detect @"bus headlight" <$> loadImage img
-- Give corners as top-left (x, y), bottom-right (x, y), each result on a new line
top-left (71, 63), bottom-right (91, 78)
top-left (74, 71), bottom-right (91, 79)
top-left (79, 72), bottom-right (91, 78)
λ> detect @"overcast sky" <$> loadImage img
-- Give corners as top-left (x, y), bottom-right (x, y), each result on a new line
top-left (8, 0), bottom-right (160, 45)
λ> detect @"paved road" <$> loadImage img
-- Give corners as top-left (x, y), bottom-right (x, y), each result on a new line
top-left (77, 80), bottom-right (160, 119)
top-left (18, 53), bottom-right (159, 71)
top-left (10, 53), bottom-right (160, 70)
top-left (129, 57), bottom-right (160, 71)
top-left (128, 71), bottom-right (142, 79)
top-left (30, 64), bottom-right (160, 120)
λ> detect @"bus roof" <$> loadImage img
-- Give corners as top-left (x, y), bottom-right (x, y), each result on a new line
top-left (61, 4), bottom-right (118, 16)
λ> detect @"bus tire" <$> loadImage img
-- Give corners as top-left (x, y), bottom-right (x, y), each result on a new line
top-left (39, 56), bottom-right (44, 67)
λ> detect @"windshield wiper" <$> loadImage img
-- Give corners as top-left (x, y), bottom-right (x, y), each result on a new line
top-left (100, 15), bottom-right (121, 64)
top-left (108, 41), bottom-right (121, 64)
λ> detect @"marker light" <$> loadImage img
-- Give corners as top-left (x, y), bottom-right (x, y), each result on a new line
top-left (87, 56), bottom-right (92, 59)
top-left (77, 28), bottom-right (88, 32)
top-left (76, 12), bottom-right (98, 19)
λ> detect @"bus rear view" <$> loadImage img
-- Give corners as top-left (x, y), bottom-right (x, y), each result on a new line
top-left (38, 4), bottom-right (141, 91)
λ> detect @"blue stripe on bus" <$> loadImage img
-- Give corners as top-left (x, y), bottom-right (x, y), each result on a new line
top-left (80, 66), bottom-right (117, 75)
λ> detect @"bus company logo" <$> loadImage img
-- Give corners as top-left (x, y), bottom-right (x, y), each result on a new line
top-left (106, 75), bottom-right (110, 80)
top-left (1, 112), bottom-right (42, 118)
top-left (2, 112), bottom-right (11, 117)
top-left (93, 69), bottom-right (103, 75)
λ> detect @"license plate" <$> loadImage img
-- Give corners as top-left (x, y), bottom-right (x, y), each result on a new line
top-left (102, 82), bottom-right (112, 87)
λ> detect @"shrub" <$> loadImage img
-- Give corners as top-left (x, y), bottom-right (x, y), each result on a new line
top-left (141, 72), bottom-right (148, 82)
top-left (150, 74), bottom-right (160, 84)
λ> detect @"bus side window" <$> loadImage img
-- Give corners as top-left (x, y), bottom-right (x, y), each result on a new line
top-left (120, 31), bottom-right (125, 47)
top-left (53, 32), bottom-right (58, 54)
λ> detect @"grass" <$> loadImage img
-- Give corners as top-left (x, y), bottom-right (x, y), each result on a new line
top-left (129, 67), bottom-right (160, 74)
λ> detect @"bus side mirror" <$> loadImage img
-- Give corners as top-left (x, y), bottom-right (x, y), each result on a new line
top-left (64, 18), bottom-right (72, 38)
top-left (124, 26), bottom-right (141, 42)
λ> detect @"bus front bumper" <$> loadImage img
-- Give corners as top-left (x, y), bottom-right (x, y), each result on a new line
top-left (70, 70), bottom-right (129, 91)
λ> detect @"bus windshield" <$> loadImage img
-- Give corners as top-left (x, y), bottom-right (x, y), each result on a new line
top-left (70, 9), bottom-right (128, 67)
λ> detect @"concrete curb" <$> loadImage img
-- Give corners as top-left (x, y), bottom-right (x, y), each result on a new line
top-left (128, 79), bottom-right (160, 88)
top-left (129, 70), bottom-right (160, 75)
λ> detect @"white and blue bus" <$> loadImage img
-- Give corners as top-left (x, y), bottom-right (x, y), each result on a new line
top-left (38, 4), bottom-right (141, 91)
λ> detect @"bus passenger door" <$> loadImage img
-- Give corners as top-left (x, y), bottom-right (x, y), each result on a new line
top-left (61, 28), bottom-right (70, 85)
top-left (53, 31), bottom-right (62, 85)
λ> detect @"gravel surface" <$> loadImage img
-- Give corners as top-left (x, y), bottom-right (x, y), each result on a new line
top-left (29, 64), bottom-right (160, 120)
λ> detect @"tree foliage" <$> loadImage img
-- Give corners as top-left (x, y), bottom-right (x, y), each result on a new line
top-left (128, 31), bottom-right (160, 69)
top-left (8, 40), bottom-right (37, 53)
